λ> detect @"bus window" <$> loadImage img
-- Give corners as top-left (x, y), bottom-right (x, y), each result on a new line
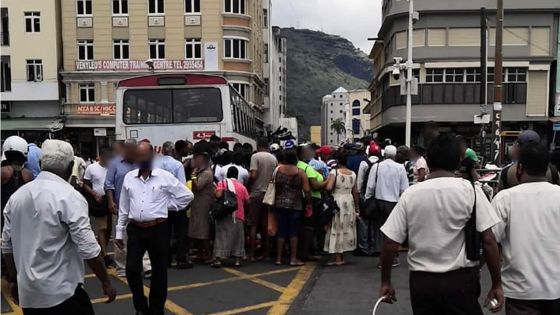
top-left (124, 89), bottom-right (172, 124)
top-left (172, 88), bottom-right (222, 123)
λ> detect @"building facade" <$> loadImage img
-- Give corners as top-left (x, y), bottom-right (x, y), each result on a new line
top-left (366, 0), bottom-right (560, 154)
top-left (310, 125), bottom-right (321, 144)
top-left (1, 0), bottom-right (63, 140)
top-left (263, 26), bottom-right (287, 129)
top-left (59, 0), bottom-right (267, 156)
top-left (321, 87), bottom-right (370, 145)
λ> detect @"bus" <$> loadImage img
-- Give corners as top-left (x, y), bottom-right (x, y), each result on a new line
top-left (115, 73), bottom-right (264, 149)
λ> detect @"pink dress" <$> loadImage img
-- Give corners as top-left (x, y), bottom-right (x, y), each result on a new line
top-left (216, 179), bottom-right (249, 221)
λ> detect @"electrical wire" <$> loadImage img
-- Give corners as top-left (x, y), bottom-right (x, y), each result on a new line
top-left (485, 17), bottom-right (551, 54)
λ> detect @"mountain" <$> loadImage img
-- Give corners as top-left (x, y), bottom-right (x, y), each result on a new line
top-left (281, 28), bottom-right (373, 140)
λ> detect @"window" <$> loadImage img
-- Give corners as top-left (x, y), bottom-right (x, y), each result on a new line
top-left (123, 88), bottom-right (223, 124)
top-left (352, 108), bottom-right (360, 116)
top-left (77, 40), bottom-right (94, 60)
top-left (506, 67), bottom-right (527, 82)
top-left (113, 40), bottom-right (129, 60)
top-left (77, 0), bottom-right (92, 16)
top-left (185, 38), bottom-right (202, 59)
top-left (224, 38), bottom-right (248, 59)
top-left (185, 0), bottom-right (200, 13)
top-left (113, 0), bottom-right (128, 15)
top-left (445, 68), bottom-right (465, 83)
top-left (466, 68), bottom-right (481, 82)
top-left (79, 83), bottom-right (95, 103)
top-left (224, 0), bottom-right (246, 14)
top-left (148, 0), bottom-right (165, 14)
top-left (352, 100), bottom-right (360, 107)
top-left (264, 44), bottom-right (268, 63)
top-left (26, 59), bottom-right (43, 82)
top-left (352, 119), bottom-right (360, 135)
top-left (1, 8), bottom-right (9, 46)
top-left (1, 56), bottom-right (11, 92)
top-left (263, 9), bottom-right (268, 27)
top-left (426, 69), bottom-right (444, 83)
top-left (231, 83), bottom-right (249, 99)
top-left (24, 12), bottom-right (40, 32)
top-left (149, 39), bottom-right (165, 59)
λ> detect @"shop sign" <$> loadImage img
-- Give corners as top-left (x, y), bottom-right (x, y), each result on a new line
top-left (77, 104), bottom-right (116, 115)
top-left (94, 128), bottom-right (107, 137)
top-left (75, 60), bottom-right (204, 71)
top-left (193, 130), bottom-right (216, 140)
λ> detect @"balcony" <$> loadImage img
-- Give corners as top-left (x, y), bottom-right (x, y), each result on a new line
top-left (381, 82), bottom-right (527, 111)
top-left (0, 32), bottom-right (8, 46)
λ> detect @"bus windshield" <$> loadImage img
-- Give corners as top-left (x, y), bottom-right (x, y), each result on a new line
top-left (123, 87), bottom-right (223, 124)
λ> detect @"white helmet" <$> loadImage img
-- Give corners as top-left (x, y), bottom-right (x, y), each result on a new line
top-left (2, 136), bottom-right (29, 156)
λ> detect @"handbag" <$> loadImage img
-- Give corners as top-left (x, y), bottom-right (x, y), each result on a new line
top-left (465, 181), bottom-right (481, 261)
top-left (318, 170), bottom-right (339, 227)
top-left (209, 179), bottom-right (238, 223)
top-left (262, 166), bottom-right (280, 206)
top-left (361, 163), bottom-right (381, 220)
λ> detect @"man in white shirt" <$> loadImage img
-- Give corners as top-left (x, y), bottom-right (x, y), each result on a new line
top-left (364, 145), bottom-right (409, 263)
top-left (83, 146), bottom-right (112, 266)
top-left (216, 151), bottom-right (249, 184)
top-left (379, 134), bottom-right (503, 315)
top-left (116, 142), bottom-right (193, 315)
top-left (491, 143), bottom-right (560, 315)
top-left (2, 140), bottom-right (116, 314)
top-left (155, 141), bottom-right (191, 269)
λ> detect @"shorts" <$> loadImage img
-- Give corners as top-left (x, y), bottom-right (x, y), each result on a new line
top-left (275, 207), bottom-right (302, 239)
top-left (247, 192), bottom-right (266, 227)
top-left (93, 214), bottom-right (112, 232)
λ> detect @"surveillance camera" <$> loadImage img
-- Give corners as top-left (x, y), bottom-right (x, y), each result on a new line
top-left (392, 67), bottom-right (401, 81)
top-left (393, 57), bottom-right (403, 64)
top-left (145, 59), bottom-right (155, 71)
top-left (412, 11), bottom-right (420, 24)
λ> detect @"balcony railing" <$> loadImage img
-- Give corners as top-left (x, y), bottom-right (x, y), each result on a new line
top-left (382, 82), bottom-right (527, 111)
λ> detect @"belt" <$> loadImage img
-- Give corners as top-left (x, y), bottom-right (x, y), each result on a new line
top-left (130, 218), bottom-right (167, 228)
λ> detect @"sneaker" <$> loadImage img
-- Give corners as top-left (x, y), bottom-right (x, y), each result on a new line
top-left (392, 258), bottom-right (400, 267)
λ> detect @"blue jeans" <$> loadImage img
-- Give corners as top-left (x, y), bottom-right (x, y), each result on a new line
top-left (275, 207), bottom-right (302, 239)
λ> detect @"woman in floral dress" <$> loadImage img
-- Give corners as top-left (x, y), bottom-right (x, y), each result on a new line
top-left (324, 152), bottom-right (359, 265)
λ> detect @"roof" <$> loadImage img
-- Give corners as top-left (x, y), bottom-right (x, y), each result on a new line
top-left (332, 87), bottom-right (348, 93)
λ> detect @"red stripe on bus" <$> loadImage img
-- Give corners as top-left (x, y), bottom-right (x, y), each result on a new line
top-left (118, 74), bottom-right (227, 87)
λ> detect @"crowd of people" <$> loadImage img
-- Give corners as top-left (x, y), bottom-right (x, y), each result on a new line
top-left (1, 126), bottom-right (559, 315)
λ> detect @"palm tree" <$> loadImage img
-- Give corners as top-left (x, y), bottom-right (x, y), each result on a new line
top-left (330, 118), bottom-right (345, 144)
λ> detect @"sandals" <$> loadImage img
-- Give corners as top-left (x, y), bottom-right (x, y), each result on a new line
top-left (289, 261), bottom-right (305, 266)
top-left (210, 260), bottom-right (222, 268)
top-left (326, 261), bottom-right (346, 267)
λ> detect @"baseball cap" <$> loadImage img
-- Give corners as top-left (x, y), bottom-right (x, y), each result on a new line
top-left (517, 130), bottom-right (540, 145)
top-left (316, 145), bottom-right (334, 156)
top-left (384, 145), bottom-right (397, 157)
top-left (284, 139), bottom-right (296, 150)
top-left (465, 148), bottom-right (479, 162)
top-left (368, 141), bottom-right (381, 156)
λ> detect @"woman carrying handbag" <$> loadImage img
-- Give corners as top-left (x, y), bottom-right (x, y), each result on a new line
top-left (323, 152), bottom-right (359, 266)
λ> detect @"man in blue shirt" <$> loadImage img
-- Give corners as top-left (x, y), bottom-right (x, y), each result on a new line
top-left (104, 139), bottom-right (140, 276)
top-left (26, 141), bottom-right (42, 179)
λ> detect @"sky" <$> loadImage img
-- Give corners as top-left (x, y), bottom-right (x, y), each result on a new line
top-left (271, 0), bottom-right (383, 53)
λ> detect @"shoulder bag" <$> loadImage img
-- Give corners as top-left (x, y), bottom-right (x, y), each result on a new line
top-left (362, 163), bottom-right (381, 220)
top-left (262, 166), bottom-right (280, 206)
top-left (209, 179), bottom-right (238, 223)
top-left (465, 181), bottom-right (481, 261)
top-left (318, 170), bottom-right (339, 227)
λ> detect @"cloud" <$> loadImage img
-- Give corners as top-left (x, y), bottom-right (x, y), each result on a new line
top-left (271, 0), bottom-right (383, 53)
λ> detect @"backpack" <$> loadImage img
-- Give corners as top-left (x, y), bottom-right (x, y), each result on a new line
top-left (360, 159), bottom-right (375, 199)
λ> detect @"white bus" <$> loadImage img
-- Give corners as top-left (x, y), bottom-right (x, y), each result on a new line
top-left (115, 73), bottom-right (263, 149)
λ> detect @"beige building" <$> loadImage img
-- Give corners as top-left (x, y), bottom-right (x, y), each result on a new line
top-left (60, 0), bottom-right (266, 155)
top-left (1, 0), bottom-right (63, 140)
top-left (310, 125), bottom-right (321, 145)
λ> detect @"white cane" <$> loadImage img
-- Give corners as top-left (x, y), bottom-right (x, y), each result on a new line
top-left (372, 296), bottom-right (388, 315)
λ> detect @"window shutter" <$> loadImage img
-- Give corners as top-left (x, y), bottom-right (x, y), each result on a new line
top-left (530, 27), bottom-right (550, 56)
top-left (526, 70), bottom-right (548, 116)
top-left (427, 29), bottom-right (445, 46)
top-left (448, 28), bottom-right (479, 46)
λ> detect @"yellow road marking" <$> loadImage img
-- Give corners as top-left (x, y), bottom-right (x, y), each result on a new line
top-left (207, 301), bottom-right (276, 315)
top-left (1, 279), bottom-right (23, 315)
top-left (167, 267), bottom-right (300, 293)
top-left (267, 264), bottom-right (315, 315)
top-left (111, 269), bottom-right (194, 315)
top-left (222, 268), bottom-right (286, 293)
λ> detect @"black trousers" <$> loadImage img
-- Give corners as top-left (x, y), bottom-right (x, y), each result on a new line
top-left (506, 298), bottom-right (560, 315)
top-left (23, 284), bottom-right (93, 315)
top-left (409, 268), bottom-right (483, 315)
top-left (168, 210), bottom-right (188, 263)
top-left (126, 222), bottom-right (169, 315)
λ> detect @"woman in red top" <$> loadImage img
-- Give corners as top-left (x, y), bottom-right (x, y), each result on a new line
top-left (212, 167), bottom-right (250, 267)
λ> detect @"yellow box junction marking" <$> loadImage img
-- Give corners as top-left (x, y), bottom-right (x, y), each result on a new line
top-left (222, 268), bottom-right (286, 293)
top-left (267, 264), bottom-right (315, 315)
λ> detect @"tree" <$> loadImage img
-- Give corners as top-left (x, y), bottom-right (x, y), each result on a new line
top-left (330, 118), bottom-right (345, 144)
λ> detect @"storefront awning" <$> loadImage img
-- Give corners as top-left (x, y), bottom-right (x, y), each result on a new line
top-left (1, 118), bottom-right (64, 131)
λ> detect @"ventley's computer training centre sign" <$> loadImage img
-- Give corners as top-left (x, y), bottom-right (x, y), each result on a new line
top-left (75, 60), bottom-right (204, 71)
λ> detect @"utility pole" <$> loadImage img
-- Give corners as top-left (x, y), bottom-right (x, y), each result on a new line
top-left (480, 7), bottom-right (488, 162)
top-left (405, 0), bottom-right (414, 147)
top-left (492, 0), bottom-right (504, 164)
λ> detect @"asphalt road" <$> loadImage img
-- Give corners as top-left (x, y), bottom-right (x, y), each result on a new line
top-left (1, 253), bottom-right (505, 315)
